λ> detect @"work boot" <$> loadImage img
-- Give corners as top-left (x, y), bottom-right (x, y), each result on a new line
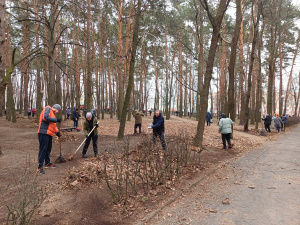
top-left (82, 154), bottom-right (87, 158)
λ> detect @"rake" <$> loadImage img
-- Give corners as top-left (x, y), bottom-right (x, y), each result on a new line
top-left (55, 122), bottom-right (66, 163)
top-left (68, 122), bottom-right (98, 161)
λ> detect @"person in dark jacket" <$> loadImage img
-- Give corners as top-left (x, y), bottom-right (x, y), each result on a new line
top-left (262, 114), bottom-right (272, 132)
top-left (82, 112), bottom-right (99, 158)
top-left (72, 108), bottom-right (80, 128)
top-left (37, 104), bottom-right (62, 174)
top-left (151, 110), bottom-right (167, 150)
top-left (206, 111), bottom-right (212, 126)
top-left (66, 108), bottom-right (71, 119)
top-left (281, 114), bottom-right (287, 131)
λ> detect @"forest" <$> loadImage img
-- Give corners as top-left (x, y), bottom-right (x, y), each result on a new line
top-left (1, 0), bottom-right (300, 224)
top-left (0, 0), bottom-right (300, 146)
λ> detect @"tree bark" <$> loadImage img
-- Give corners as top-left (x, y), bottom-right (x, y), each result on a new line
top-left (194, 0), bottom-right (230, 147)
top-left (118, 0), bottom-right (142, 140)
top-left (227, 0), bottom-right (242, 121)
top-left (244, 1), bottom-right (261, 131)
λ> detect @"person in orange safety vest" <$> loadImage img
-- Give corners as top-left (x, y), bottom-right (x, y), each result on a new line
top-left (37, 104), bottom-right (62, 174)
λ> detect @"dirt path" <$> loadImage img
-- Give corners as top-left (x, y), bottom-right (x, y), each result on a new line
top-left (145, 125), bottom-right (300, 225)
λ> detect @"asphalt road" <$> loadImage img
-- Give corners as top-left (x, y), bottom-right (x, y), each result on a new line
top-left (149, 126), bottom-right (300, 225)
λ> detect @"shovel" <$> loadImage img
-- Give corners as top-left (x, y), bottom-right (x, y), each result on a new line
top-left (55, 122), bottom-right (66, 163)
top-left (68, 122), bottom-right (98, 161)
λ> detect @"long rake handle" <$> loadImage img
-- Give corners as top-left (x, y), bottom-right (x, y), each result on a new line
top-left (68, 122), bottom-right (98, 160)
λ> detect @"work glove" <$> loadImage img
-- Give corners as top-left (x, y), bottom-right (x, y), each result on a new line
top-left (56, 132), bottom-right (61, 137)
top-left (95, 124), bottom-right (99, 128)
top-left (57, 118), bottom-right (62, 123)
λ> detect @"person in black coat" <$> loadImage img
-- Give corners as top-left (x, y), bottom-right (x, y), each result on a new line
top-left (262, 114), bottom-right (272, 132)
top-left (151, 110), bottom-right (167, 150)
top-left (72, 109), bottom-right (81, 128)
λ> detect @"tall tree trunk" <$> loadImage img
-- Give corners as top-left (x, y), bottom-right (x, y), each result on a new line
top-left (22, 3), bottom-right (29, 116)
top-left (255, 19), bottom-right (265, 129)
top-left (86, 0), bottom-right (92, 111)
top-left (117, 0), bottom-right (124, 120)
top-left (47, 1), bottom-right (58, 106)
top-left (164, 20), bottom-right (170, 120)
top-left (34, 0), bottom-right (42, 120)
top-left (118, 0), bottom-right (141, 140)
top-left (238, 3), bottom-right (246, 124)
top-left (284, 35), bottom-right (300, 115)
top-left (266, 1), bottom-right (280, 115)
top-left (227, 0), bottom-right (242, 121)
top-left (179, 32), bottom-right (183, 118)
top-left (194, 0), bottom-right (230, 147)
top-left (244, 1), bottom-right (261, 131)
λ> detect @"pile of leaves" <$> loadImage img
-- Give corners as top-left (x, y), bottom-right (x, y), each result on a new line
top-left (63, 133), bottom-right (202, 205)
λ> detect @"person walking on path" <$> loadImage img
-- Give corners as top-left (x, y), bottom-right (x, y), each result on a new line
top-left (151, 110), bottom-right (167, 150)
top-left (281, 114), bottom-right (287, 131)
top-left (273, 114), bottom-right (283, 133)
top-left (133, 110), bottom-right (144, 134)
top-left (66, 108), bottom-right (71, 119)
top-left (37, 104), bottom-right (62, 174)
top-left (27, 107), bottom-right (31, 118)
top-left (219, 113), bottom-right (233, 149)
top-left (82, 112), bottom-right (99, 158)
top-left (206, 111), bottom-right (212, 126)
top-left (32, 108), bottom-right (36, 117)
top-left (262, 114), bottom-right (272, 132)
top-left (72, 108), bottom-right (80, 128)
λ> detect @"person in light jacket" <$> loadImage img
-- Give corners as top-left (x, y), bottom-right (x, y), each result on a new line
top-left (273, 114), bottom-right (283, 133)
top-left (219, 113), bottom-right (233, 149)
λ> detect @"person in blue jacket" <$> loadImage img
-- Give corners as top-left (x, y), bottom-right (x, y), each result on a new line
top-left (151, 110), bottom-right (167, 150)
top-left (206, 111), bottom-right (212, 126)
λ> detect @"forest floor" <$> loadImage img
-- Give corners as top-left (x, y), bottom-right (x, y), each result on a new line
top-left (0, 113), bottom-right (286, 224)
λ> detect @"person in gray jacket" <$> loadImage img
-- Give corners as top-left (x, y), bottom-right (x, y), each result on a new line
top-left (273, 114), bottom-right (283, 133)
top-left (219, 113), bottom-right (233, 149)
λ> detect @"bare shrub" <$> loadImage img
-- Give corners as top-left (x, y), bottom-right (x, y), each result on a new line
top-left (102, 131), bottom-right (202, 205)
top-left (4, 159), bottom-right (48, 225)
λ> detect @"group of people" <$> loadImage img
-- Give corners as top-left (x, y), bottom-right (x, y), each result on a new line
top-left (133, 109), bottom-right (167, 150)
top-left (27, 107), bottom-right (36, 118)
top-left (37, 104), bottom-right (99, 174)
top-left (37, 102), bottom-right (169, 174)
top-left (262, 114), bottom-right (288, 133)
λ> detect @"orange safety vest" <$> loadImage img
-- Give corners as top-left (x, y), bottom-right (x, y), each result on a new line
top-left (38, 105), bottom-right (58, 136)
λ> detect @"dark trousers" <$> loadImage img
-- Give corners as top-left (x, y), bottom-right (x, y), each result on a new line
top-left (153, 131), bottom-right (167, 150)
top-left (221, 133), bottom-right (231, 149)
top-left (134, 124), bottom-right (141, 134)
top-left (265, 124), bottom-right (271, 132)
top-left (82, 134), bottom-right (98, 155)
top-left (74, 120), bottom-right (78, 128)
top-left (206, 120), bottom-right (210, 126)
top-left (38, 133), bottom-right (52, 169)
